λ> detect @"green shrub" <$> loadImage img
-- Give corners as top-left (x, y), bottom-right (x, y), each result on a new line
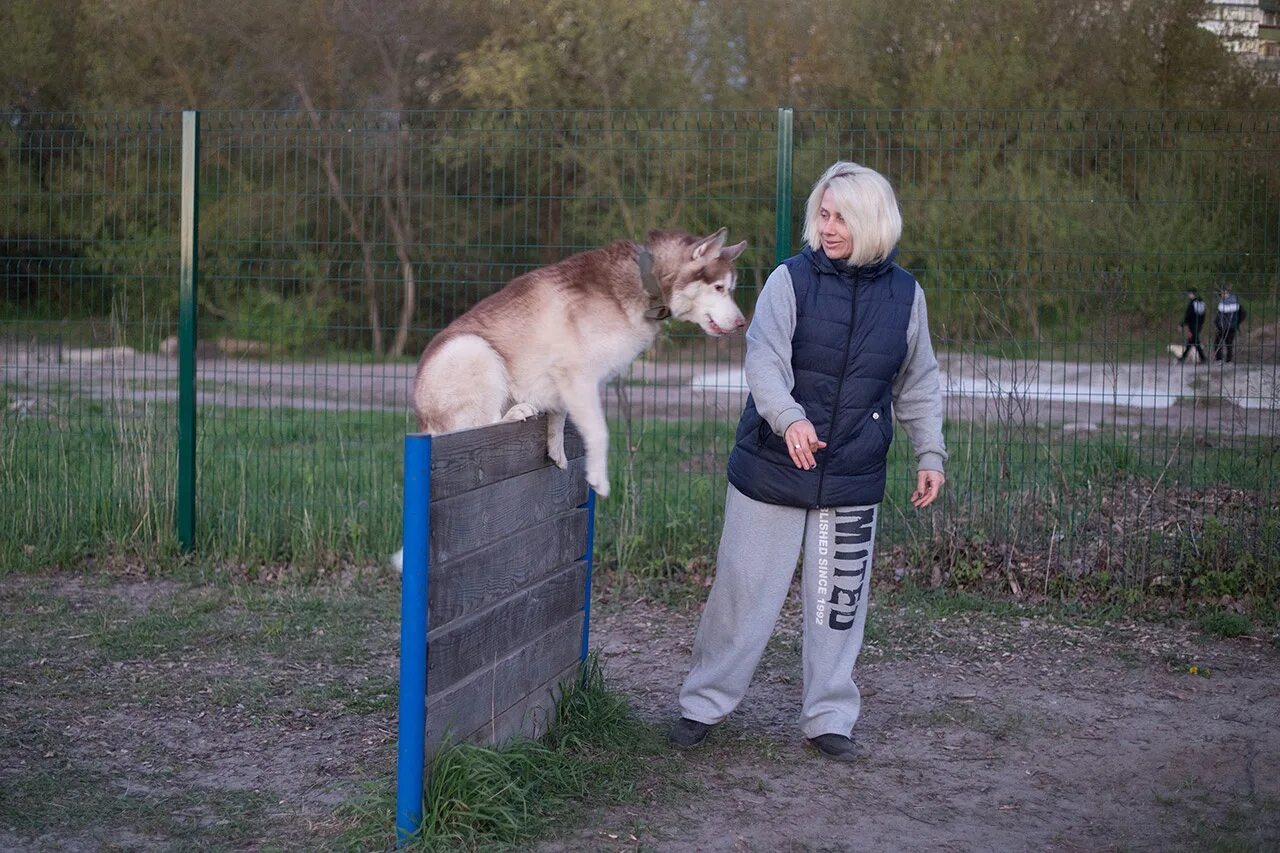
top-left (1198, 611), bottom-right (1253, 639)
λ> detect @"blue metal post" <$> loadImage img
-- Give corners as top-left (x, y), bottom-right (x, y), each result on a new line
top-left (579, 489), bottom-right (597, 669)
top-left (395, 434), bottom-right (432, 845)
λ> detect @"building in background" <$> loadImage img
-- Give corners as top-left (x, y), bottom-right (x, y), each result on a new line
top-left (1202, 0), bottom-right (1280, 82)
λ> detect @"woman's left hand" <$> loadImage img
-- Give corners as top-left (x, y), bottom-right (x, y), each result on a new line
top-left (911, 469), bottom-right (945, 509)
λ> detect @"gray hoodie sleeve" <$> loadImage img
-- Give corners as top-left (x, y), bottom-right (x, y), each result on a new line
top-left (893, 284), bottom-right (948, 473)
top-left (743, 265), bottom-right (807, 435)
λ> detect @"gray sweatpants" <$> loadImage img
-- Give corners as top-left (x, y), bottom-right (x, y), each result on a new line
top-left (678, 484), bottom-right (878, 738)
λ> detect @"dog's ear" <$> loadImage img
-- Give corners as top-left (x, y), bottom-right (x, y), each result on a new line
top-left (719, 240), bottom-right (747, 262)
top-left (692, 227), bottom-right (728, 260)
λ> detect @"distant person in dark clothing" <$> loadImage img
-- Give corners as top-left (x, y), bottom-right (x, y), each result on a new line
top-left (1213, 287), bottom-right (1243, 363)
top-left (1178, 289), bottom-right (1206, 363)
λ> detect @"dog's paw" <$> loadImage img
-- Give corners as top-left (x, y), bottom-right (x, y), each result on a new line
top-left (501, 403), bottom-right (538, 422)
top-left (546, 412), bottom-right (568, 468)
top-left (587, 472), bottom-right (610, 499)
top-left (548, 443), bottom-right (568, 469)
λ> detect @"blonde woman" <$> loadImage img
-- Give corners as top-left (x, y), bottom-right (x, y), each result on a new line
top-left (671, 162), bottom-right (947, 761)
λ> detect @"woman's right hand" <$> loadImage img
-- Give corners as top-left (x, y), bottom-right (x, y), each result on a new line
top-left (784, 419), bottom-right (827, 470)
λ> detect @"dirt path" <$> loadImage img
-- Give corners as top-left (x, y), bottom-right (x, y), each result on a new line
top-left (5, 342), bottom-right (1278, 435)
top-left (554, 595), bottom-right (1280, 852)
top-left (2, 571), bottom-right (1277, 851)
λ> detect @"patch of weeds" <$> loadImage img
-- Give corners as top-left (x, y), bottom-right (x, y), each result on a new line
top-left (946, 556), bottom-right (987, 590)
top-left (1113, 647), bottom-right (1142, 667)
top-left (418, 740), bottom-right (575, 849)
top-left (716, 724), bottom-right (788, 763)
top-left (1250, 600), bottom-right (1280, 631)
top-left (205, 674), bottom-right (282, 718)
top-left (1160, 652), bottom-right (1211, 678)
top-left (913, 700), bottom-right (1026, 742)
top-left (1072, 599), bottom-right (1144, 628)
top-left (1160, 787), bottom-right (1279, 852)
top-left (0, 588), bottom-right (72, 662)
top-left (1090, 439), bottom-right (1138, 476)
top-left (0, 765), bottom-right (116, 835)
top-left (234, 585), bottom-right (396, 664)
top-left (1179, 517), bottom-right (1276, 605)
top-left (0, 761), bottom-right (273, 846)
top-left (862, 614), bottom-right (886, 646)
top-left (0, 572), bottom-right (411, 849)
top-left (302, 675), bottom-right (398, 716)
top-left (334, 656), bottom-right (674, 851)
top-left (91, 591), bottom-right (235, 662)
top-left (762, 633), bottom-right (801, 669)
top-left (886, 582), bottom-right (1026, 620)
top-left (1198, 610), bottom-right (1253, 639)
top-left (1104, 584), bottom-right (1146, 611)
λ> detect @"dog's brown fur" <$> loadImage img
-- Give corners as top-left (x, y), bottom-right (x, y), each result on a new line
top-left (410, 227), bottom-right (747, 499)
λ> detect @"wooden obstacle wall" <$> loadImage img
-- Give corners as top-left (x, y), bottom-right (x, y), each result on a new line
top-left (422, 416), bottom-right (590, 752)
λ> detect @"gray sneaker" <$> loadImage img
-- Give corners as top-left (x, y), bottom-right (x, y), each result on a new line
top-left (806, 733), bottom-right (858, 762)
top-left (669, 717), bottom-right (714, 749)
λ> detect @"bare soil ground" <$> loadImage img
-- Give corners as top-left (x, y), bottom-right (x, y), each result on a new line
top-left (548, 592), bottom-right (1280, 852)
top-left (0, 570), bottom-right (402, 852)
top-left (2, 569), bottom-right (1278, 852)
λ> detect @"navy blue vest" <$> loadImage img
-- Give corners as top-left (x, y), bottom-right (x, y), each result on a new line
top-left (727, 246), bottom-right (916, 508)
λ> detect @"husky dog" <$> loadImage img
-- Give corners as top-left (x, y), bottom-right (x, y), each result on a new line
top-left (413, 227), bottom-right (747, 497)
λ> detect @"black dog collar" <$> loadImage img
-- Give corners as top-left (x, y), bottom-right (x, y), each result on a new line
top-left (637, 247), bottom-right (671, 321)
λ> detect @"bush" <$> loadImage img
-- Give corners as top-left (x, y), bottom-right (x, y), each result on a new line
top-left (1198, 610), bottom-right (1253, 639)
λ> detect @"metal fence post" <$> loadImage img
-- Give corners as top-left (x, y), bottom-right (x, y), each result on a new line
top-left (775, 107), bottom-right (794, 265)
top-left (579, 489), bottom-right (597, 671)
top-left (396, 433), bottom-right (432, 845)
top-left (178, 110), bottom-right (200, 552)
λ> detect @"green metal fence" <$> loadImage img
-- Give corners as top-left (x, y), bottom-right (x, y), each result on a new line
top-left (2, 108), bottom-right (1277, 601)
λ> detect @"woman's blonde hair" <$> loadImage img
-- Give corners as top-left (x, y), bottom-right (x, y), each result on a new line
top-left (802, 161), bottom-right (902, 266)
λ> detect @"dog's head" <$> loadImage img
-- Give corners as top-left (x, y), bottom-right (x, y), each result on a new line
top-left (657, 228), bottom-right (748, 337)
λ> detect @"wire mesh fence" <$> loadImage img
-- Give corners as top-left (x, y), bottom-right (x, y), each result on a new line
top-left (2, 108), bottom-right (1277, 601)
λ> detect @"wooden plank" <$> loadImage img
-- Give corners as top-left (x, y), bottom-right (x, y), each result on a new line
top-left (428, 416), bottom-right (585, 502)
top-left (428, 508), bottom-right (589, 632)
top-left (424, 612), bottom-right (582, 756)
top-left (427, 560), bottom-right (586, 694)
top-left (429, 457), bottom-right (588, 565)
top-left (471, 660), bottom-right (580, 749)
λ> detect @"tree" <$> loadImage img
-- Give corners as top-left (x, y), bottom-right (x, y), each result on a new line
top-left (457, 0), bottom-right (702, 108)
top-left (75, 0), bottom-right (488, 356)
top-left (0, 0), bottom-right (88, 111)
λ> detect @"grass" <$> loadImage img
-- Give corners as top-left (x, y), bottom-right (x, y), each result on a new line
top-left (2, 395), bottom-right (1277, 613)
top-left (1156, 780), bottom-right (1280, 853)
top-left (3, 563), bottom-right (681, 850)
top-left (3, 555), bottom-right (1274, 849)
top-left (0, 401), bottom-right (413, 570)
top-left (0, 764), bottom-right (275, 847)
top-left (1199, 610), bottom-right (1254, 639)
top-left (0, 573), bottom-right (398, 689)
top-left (597, 415), bottom-right (1280, 609)
top-left (0, 571), bottom-right (404, 848)
top-left (910, 699), bottom-right (1028, 742)
top-left (333, 656), bottom-right (676, 852)
top-left (955, 337), bottom-right (1159, 365)
top-left (856, 580), bottom-right (1277, 667)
